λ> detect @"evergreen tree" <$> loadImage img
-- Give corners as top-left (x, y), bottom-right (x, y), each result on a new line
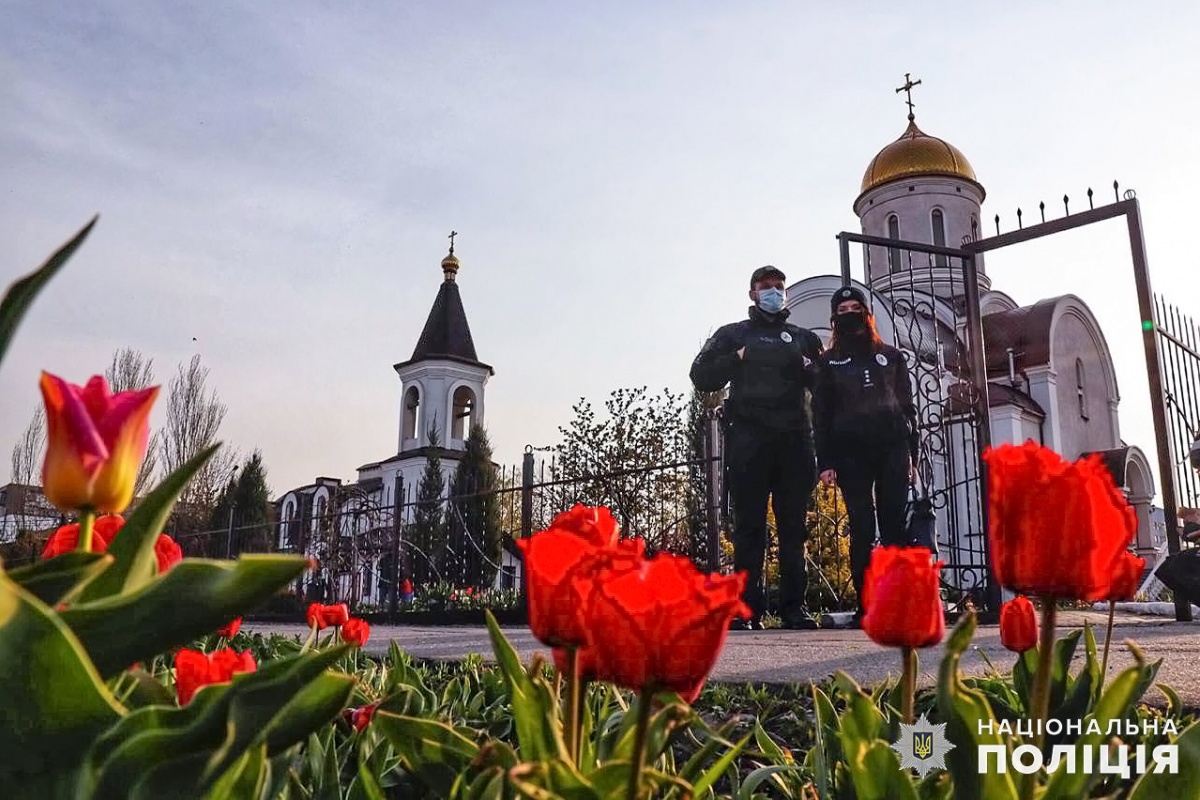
top-left (204, 450), bottom-right (273, 557)
top-left (448, 424), bottom-right (504, 589)
top-left (409, 420), bottom-right (447, 586)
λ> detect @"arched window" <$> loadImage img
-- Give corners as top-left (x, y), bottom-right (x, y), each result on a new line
top-left (1076, 359), bottom-right (1089, 420)
top-left (402, 386), bottom-right (420, 440)
top-left (281, 501), bottom-right (295, 549)
top-left (931, 209), bottom-right (947, 267)
top-left (315, 495), bottom-right (329, 535)
top-left (887, 215), bottom-right (902, 273)
top-left (452, 386), bottom-right (476, 440)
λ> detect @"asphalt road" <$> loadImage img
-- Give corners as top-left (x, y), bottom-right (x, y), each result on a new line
top-left (248, 609), bottom-right (1200, 707)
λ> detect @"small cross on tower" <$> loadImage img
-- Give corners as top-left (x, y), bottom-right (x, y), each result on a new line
top-left (895, 73), bottom-right (922, 121)
top-left (448, 229), bottom-right (458, 254)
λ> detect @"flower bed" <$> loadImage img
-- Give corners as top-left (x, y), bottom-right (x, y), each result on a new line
top-left (4, 222), bottom-right (1200, 798)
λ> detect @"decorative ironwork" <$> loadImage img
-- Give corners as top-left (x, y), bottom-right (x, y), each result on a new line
top-left (848, 242), bottom-right (993, 615)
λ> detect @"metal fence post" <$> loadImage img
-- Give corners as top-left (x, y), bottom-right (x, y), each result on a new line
top-left (963, 254), bottom-right (1000, 620)
top-left (703, 409), bottom-right (723, 572)
top-left (389, 474), bottom-right (403, 617)
top-left (1127, 201), bottom-right (1193, 622)
top-left (521, 446), bottom-right (534, 539)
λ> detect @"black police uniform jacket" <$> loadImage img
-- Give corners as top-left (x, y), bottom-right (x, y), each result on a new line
top-left (689, 306), bottom-right (822, 436)
top-left (812, 340), bottom-right (919, 472)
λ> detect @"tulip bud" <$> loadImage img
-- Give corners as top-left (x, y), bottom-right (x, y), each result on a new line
top-left (39, 372), bottom-right (158, 515)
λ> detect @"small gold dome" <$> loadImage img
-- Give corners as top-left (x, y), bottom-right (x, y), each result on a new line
top-left (858, 118), bottom-right (983, 200)
top-left (441, 250), bottom-right (460, 281)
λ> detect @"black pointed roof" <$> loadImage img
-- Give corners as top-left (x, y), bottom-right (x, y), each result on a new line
top-left (394, 268), bottom-right (493, 374)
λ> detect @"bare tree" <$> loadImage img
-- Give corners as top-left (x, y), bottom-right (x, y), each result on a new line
top-left (104, 347), bottom-right (161, 497)
top-left (159, 354), bottom-right (237, 521)
top-left (9, 405), bottom-right (45, 487)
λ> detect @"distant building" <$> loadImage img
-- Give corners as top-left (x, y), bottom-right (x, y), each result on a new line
top-left (0, 482), bottom-right (63, 544)
top-left (274, 245), bottom-right (522, 607)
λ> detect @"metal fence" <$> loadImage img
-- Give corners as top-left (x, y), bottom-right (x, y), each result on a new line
top-left (1137, 295), bottom-right (1200, 604)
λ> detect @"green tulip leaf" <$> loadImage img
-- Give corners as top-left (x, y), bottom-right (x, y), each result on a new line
top-left (810, 683), bottom-right (839, 798)
top-left (61, 555), bottom-right (308, 678)
top-left (0, 566), bottom-right (124, 799)
top-left (0, 216), bottom-right (97, 370)
top-left (1050, 622), bottom-right (1101, 743)
top-left (78, 443), bottom-right (222, 603)
top-left (483, 609), bottom-right (562, 761)
top-left (689, 732), bottom-right (750, 797)
top-left (7, 551), bottom-right (112, 606)
top-left (201, 745), bottom-right (271, 800)
top-left (88, 647), bottom-right (352, 799)
top-left (372, 711), bottom-right (481, 798)
top-left (1127, 716), bottom-right (1200, 798)
top-left (935, 612), bottom-right (1019, 800)
top-left (736, 765), bottom-right (813, 800)
top-left (1041, 657), bottom-right (1147, 800)
top-left (1048, 628), bottom-right (1083, 714)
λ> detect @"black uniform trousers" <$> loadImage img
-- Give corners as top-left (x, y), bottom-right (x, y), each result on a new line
top-left (833, 441), bottom-right (911, 613)
top-left (724, 423), bottom-right (816, 622)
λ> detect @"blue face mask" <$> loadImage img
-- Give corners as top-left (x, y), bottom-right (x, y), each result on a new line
top-left (756, 287), bottom-right (786, 314)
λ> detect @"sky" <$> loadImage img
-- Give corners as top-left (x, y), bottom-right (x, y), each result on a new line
top-left (3, 1), bottom-right (1198, 498)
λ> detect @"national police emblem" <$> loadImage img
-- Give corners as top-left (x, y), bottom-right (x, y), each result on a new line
top-left (780, 331), bottom-right (793, 343)
top-left (876, 353), bottom-right (888, 366)
top-left (891, 713), bottom-right (955, 778)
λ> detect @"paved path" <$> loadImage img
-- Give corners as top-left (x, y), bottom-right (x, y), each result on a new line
top-left (249, 610), bottom-right (1200, 707)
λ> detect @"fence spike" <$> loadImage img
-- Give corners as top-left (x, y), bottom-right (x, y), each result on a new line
top-left (1114, 179), bottom-right (1120, 201)
top-left (1087, 187), bottom-right (1094, 209)
top-left (994, 214), bottom-right (1000, 235)
top-left (1016, 207), bottom-right (1023, 229)
top-left (1039, 201), bottom-right (1045, 223)
top-left (1063, 194), bottom-right (1070, 216)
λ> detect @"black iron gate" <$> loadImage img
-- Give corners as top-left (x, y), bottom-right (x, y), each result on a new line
top-left (1155, 294), bottom-right (1200, 544)
top-left (836, 233), bottom-right (995, 615)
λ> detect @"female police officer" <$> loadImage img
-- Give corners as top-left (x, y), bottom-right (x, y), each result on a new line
top-left (812, 286), bottom-right (919, 626)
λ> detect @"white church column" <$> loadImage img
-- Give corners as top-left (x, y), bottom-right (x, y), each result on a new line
top-left (1025, 367), bottom-right (1061, 451)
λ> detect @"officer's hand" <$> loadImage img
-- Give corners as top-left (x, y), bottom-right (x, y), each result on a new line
top-left (737, 346), bottom-right (746, 359)
top-left (819, 469), bottom-right (837, 486)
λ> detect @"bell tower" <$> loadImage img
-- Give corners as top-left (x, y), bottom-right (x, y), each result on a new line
top-left (393, 232), bottom-right (494, 457)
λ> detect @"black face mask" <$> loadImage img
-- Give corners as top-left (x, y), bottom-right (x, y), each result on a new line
top-left (834, 311), bottom-right (867, 335)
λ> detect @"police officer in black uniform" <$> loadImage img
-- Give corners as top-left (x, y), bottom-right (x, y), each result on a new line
top-left (690, 265), bottom-right (823, 630)
top-left (813, 286), bottom-right (919, 625)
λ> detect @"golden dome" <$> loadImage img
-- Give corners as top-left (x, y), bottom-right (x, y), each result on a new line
top-left (858, 118), bottom-right (983, 200)
top-left (441, 249), bottom-right (460, 281)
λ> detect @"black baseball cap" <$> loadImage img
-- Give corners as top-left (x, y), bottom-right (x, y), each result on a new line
top-left (831, 285), bottom-right (869, 313)
top-left (750, 265), bottom-right (786, 287)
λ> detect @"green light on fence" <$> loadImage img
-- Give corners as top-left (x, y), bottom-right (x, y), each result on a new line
top-left (1143, 320), bottom-right (1155, 331)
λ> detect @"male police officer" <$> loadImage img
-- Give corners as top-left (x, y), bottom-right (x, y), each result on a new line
top-left (690, 265), bottom-right (823, 629)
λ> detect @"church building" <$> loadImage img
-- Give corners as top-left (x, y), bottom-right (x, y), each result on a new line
top-left (274, 240), bottom-right (523, 607)
top-left (781, 93), bottom-right (1159, 601)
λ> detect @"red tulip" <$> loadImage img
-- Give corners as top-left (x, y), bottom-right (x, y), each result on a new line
top-left (1108, 551), bottom-right (1146, 601)
top-left (344, 702), bottom-right (378, 732)
top-left (999, 596), bottom-right (1038, 653)
top-left (517, 507), bottom-right (645, 649)
top-left (341, 618), bottom-right (370, 646)
top-left (41, 515), bottom-right (183, 572)
top-left (174, 647), bottom-right (257, 705)
top-left (39, 372), bottom-right (159, 514)
top-left (217, 618), bottom-right (242, 639)
top-left (306, 602), bottom-right (350, 630)
top-left (861, 546), bottom-right (945, 649)
top-left (548, 503), bottom-right (623, 547)
top-left (578, 553), bottom-right (750, 703)
top-left (983, 442), bottom-right (1136, 601)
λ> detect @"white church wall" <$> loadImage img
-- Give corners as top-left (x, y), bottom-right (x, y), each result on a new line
top-left (1049, 303), bottom-right (1121, 460)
